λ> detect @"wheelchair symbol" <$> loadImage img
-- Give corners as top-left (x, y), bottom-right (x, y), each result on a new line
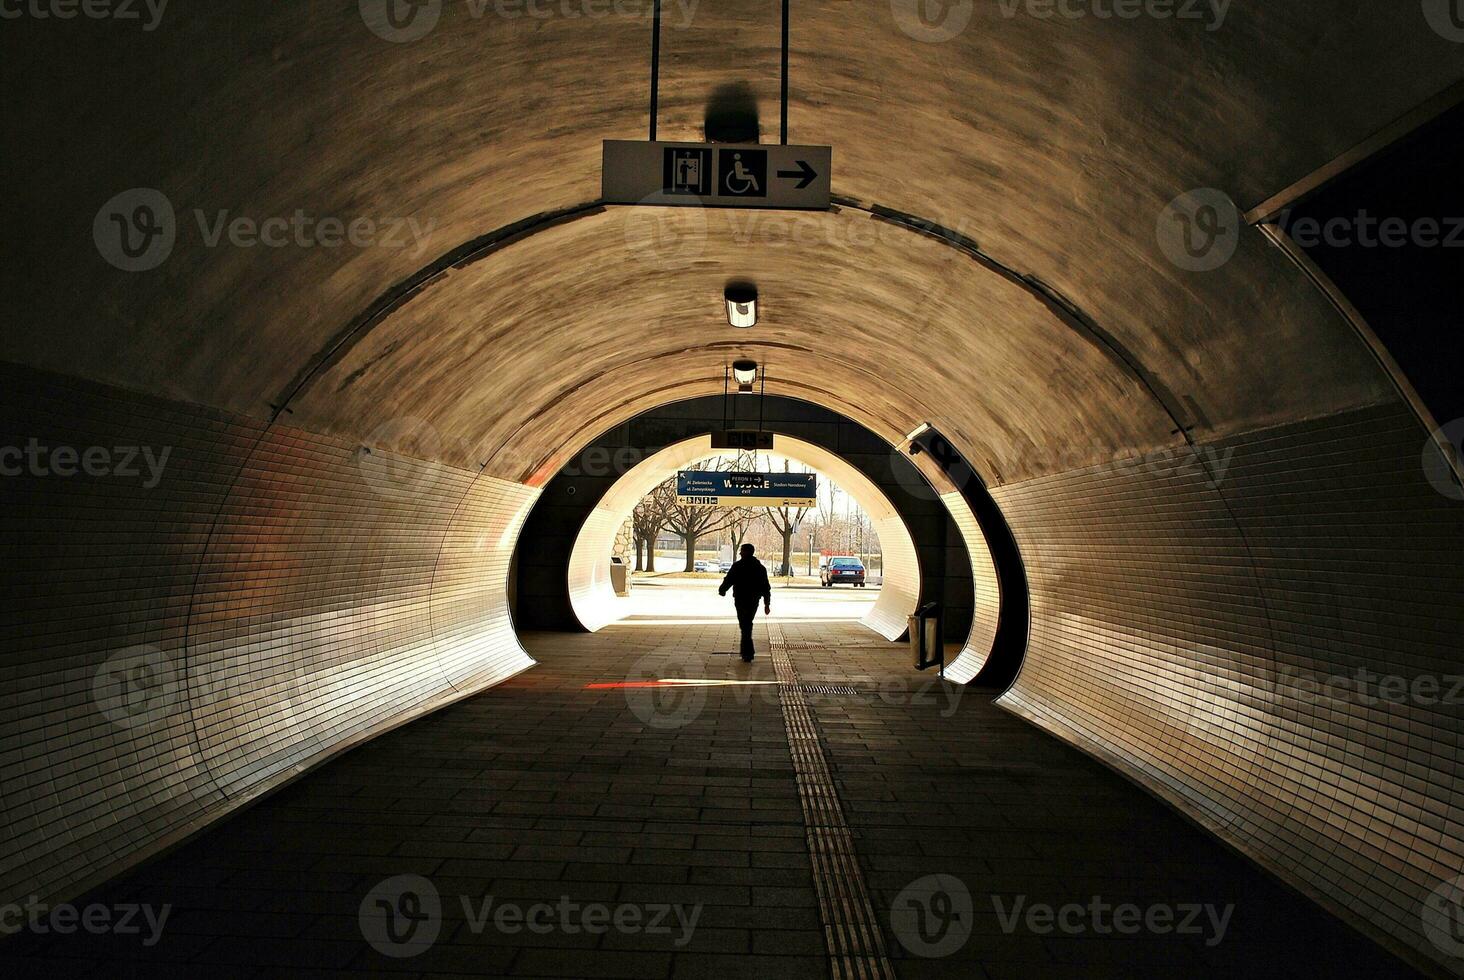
top-left (725, 154), bottom-right (759, 194)
top-left (718, 149), bottom-right (767, 198)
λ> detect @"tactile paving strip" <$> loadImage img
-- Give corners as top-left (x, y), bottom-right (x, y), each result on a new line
top-left (769, 624), bottom-right (897, 980)
top-left (800, 683), bottom-right (861, 696)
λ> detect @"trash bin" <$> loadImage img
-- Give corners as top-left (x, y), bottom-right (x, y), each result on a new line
top-left (908, 602), bottom-right (943, 671)
top-left (609, 557), bottom-right (630, 596)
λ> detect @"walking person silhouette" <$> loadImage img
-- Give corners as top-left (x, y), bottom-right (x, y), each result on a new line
top-left (719, 543), bottom-right (772, 662)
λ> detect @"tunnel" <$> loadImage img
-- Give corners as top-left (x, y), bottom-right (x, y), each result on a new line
top-left (2, 4), bottom-right (1463, 978)
top-left (512, 395), bottom-right (1018, 664)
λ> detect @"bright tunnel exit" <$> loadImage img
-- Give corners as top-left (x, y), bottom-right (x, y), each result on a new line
top-left (566, 434), bottom-right (920, 637)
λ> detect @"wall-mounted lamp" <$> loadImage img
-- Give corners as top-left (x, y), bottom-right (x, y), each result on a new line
top-left (905, 422), bottom-right (932, 455)
top-left (725, 283), bottom-right (758, 328)
top-left (732, 359), bottom-right (758, 393)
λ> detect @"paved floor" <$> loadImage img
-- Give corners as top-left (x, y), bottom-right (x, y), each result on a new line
top-left (619, 576), bottom-right (878, 622)
top-left (0, 591), bottom-right (1418, 978)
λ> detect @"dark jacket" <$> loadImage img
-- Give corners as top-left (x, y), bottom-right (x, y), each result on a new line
top-left (719, 557), bottom-right (771, 604)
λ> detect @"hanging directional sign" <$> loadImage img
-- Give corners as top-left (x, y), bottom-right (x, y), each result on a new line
top-left (603, 140), bottom-right (832, 210)
top-left (677, 471), bottom-right (817, 508)
top-left (710, 429), bottom-right (775, 451)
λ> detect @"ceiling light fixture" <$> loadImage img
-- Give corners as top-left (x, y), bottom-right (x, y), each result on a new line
top-left (724, 283), bottom-right (758, 328)
top-left (732, 359), bottom-right (758, 392)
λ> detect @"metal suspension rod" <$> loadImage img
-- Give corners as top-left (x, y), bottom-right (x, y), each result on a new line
top-left (780, 0), bottom-right (790, 145)
top-left (757, 364), bottom-right (766, 465)
top-left (649, 0), bottom-right (662, 141)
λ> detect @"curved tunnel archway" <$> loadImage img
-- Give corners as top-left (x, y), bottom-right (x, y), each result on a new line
top-left (5, 7), bottom-right (1464, 974)
top-left (514, 393), bottom-right (1029, 683)
top-left (565, 434), bottom-right (924, 638)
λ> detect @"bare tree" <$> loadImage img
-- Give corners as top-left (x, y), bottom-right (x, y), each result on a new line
top-left (818, 484), bottom-right (837, 539)
top-left (763, 459), bottom-right (812, 577)
top-left (654, 458), bottom-right (752, 572)
top-left (631, 482), bottom-right (675, 572)
top-left (725, 506), bottom-right (762, 556)
top-left (803, 509), bottom-right (819, 576)
top-left (722, 450), bottom-right (764, 556)
top-left (662, 493), bottom-right (751, 571)
top-left (813, 482), bottom-right (839, 569)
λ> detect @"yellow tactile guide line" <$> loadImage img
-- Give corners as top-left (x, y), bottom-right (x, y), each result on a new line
top-left (767, 623), bottom-right (897, 980)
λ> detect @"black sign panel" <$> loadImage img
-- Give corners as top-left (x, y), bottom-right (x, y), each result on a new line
top-left (710, 430), bottom-right (775, 451)
top-left (603, 140), bottom-right (832, 210)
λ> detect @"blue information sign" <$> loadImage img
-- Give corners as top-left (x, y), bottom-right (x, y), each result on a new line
top-left (676, 471), bottom-right (817, 508)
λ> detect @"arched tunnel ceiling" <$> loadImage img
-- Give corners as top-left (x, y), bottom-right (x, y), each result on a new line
top-left (4, 9), bottom-right (1464, 973)
top-left (292, 204), bottom-right (1193, 484)
top-left (4, 4), bottom-right (1459, 482)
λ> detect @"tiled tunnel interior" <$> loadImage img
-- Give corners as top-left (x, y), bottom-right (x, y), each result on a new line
top-left (4, 4), bottom-right (1464, 978)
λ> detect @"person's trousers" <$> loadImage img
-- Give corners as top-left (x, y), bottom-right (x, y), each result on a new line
top-left (735, 600), bottom-right (760, 660)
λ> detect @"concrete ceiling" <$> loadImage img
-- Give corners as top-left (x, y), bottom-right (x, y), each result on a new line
top-left (4, 2), bottom-right (1458, 482)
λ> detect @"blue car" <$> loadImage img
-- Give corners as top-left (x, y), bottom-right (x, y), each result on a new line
top-left (820, 557), bottom-right (866, 588)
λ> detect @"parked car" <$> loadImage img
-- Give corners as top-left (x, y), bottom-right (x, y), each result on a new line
top-left (694, 559), bottom-right (715, 572)
top-left (718, 560), bottom-right (733, 573)
top-left (821, 556), bottom-right (867, 587)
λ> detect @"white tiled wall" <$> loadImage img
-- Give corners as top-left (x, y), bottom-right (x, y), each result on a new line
top-left (1, 367), bottom-right (536, 909)
top-left (994, 403), bottom-right (1464, 974)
